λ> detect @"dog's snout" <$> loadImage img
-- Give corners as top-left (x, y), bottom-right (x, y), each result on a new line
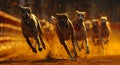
top-left (25, 14), bottom-right (29, 17)
top-left (79, 19), bottom-right (83, 22)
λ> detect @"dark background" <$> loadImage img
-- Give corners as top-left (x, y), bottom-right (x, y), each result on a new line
top-left (0, 0), bottom-right (120, 22)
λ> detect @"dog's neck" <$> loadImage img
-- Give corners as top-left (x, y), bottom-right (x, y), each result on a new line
top-left (101, 23), bottom-right (107, 29)
top-left (77, 19), bottom-right (84, 27)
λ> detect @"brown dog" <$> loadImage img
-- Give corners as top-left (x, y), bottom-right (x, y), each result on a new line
top-left (91, 16), bottom-right (111, 53)
top-left (51, 13), bottom-right (77, 60)
top-left (72, 10), bottom-right (89, 54)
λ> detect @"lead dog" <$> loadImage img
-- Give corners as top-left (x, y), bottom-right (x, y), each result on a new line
top-left (18, 6), bottom-right (46, 53)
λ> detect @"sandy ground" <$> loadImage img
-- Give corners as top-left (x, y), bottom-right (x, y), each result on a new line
top-left (0, 22), bottom-right (120, 65)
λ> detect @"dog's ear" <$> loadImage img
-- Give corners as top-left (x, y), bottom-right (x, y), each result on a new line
top-left (101, 16), bottom-right (108, 20)
top-left (76, 10), bottom-right (86, 15)
top-left (76, 10), bottom-right (80, 14)
top-left (56, 13), bottom-right (60, 16)
top-left (26, 4), bottom-right (31, 7)
top-left (51, 16), bottom-right (57, 22)
top-left (82, 12), bottom-right (86, 18)
top-left (56, 13), bottom-right (60, 18)
top-left (18, 5), bottom-right (23, 10)
top-left (56, 13), bottom-right (68, 16)
top-left (64, 13), bottom-right (68, 16)
top-left (82, 12), bottom-right (86, 15)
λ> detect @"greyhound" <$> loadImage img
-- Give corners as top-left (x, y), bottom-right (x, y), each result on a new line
top-left (51, 13), bottom-right (77, 60)
top-left (18, 6), bottom-right (46, 53)
top-left (72, 10), bottom-right (89, 54)
top-left (91, 16), bottom-right (111, 53)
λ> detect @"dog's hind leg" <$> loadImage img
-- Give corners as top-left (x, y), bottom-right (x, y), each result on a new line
top-left (35, 36), bottom-right (43, 52)
top-left (33, 30), bottom-right (42, 52)
top-left (71, 38), bottom-right (78, 59)
top-left (81, 40), bottom-right (84, 49)
top-left (25, 37), bottom-right (37, 53)
top-left (75, 40), bottom-right (81, 51)
top-left (85, 38), bottom-right (89, 54)
top-left (101, 39), bottom-right (105, 53)
top-left (39, 35), bottom-right (46, 49)
top-left (104, 35), bottom-right (110, 44)
top-left (37, 20), bottom-right (46, 49)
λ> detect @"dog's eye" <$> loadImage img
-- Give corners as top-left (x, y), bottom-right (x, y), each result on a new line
top-left (22, 10), bottom-right (25, 12)
top-left (102, 19), bottom-right (106, 22)
top-left (27, 10), bottom-right (30, 13)
top-left (82, 15), bottom-right (84, 17)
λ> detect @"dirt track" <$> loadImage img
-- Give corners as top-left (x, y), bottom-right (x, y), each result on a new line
top-left (0, 55), bottom-right (120, 65)
top-left (0, 17), bottom-right (120, 65)
top-left (0, 23), bottom-right (120, 65)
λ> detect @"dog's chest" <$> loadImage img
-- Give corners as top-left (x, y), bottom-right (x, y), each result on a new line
top-left (21, 19), bottom-right (38, 35)
top-left (57, 21), bottom-right (70, 32)
top-left (74, 22), bottom-right (85, 33)
top-left (56, 22), bottom-right (71, 40)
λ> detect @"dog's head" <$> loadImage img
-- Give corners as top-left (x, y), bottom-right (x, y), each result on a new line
top-left (92, 19), bottom-right (99, 27)
top-left (100, 16), bottom-right (108, 24)
top-left (51, 13), bottom-right (68, 22)
top-left (18, 6), bottom-right (32, 18)
top-left (75, 10), bottom-right (86, 22)
top-left (51, 13), bottom-right (70, 30)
